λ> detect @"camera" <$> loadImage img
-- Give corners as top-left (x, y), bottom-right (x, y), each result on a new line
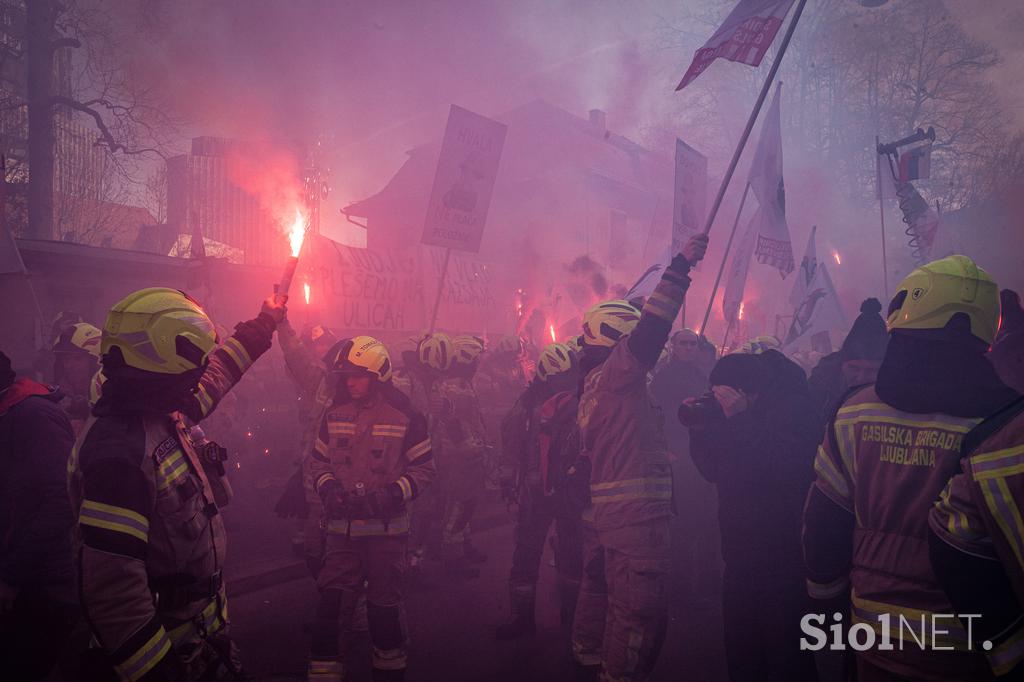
top-left (677, 391), bottom-right (725, 428)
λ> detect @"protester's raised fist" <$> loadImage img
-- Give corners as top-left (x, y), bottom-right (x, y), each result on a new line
top-left (682, 234), bottom-right (709, 265)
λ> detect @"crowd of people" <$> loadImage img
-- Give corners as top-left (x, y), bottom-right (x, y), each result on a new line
top-left (3, 232), bottom-right (1024, 682)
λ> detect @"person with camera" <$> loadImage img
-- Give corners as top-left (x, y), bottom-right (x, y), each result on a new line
top-left (305, 336), bottom-right (436, 682)
top-left (684, 348), bottom-right (819, 682)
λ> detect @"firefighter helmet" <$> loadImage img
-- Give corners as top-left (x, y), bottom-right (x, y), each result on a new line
top-left (536, 343), bottom-right (577, 382)
top-left (332, 335), bottom-right (392, 382)
top-left (581, 300), bottom-right (641, 348)
top-left (102, 288), bottom-right (219, 375)
top-left (453, 335), bottom-right (486, 365)
top-left (887, 255), bottom-right (1000, 345)
top-left (418, 333), bottom-right (454, 372)
top-left (53, 322), bottom-right (102, 358)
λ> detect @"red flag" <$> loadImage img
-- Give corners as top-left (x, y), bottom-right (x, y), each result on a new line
top-left (898, 142), bottom-right (932, 184)
top-left (676, 0), bottom-right (796, 91)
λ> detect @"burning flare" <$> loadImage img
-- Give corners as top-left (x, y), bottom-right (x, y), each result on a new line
top-left (832, 250), bottom-right (842, 266)
top-left (289, 209), bottom-right (307, 258)
top-left (549, 324), bottom-right (557, 344)
top-left (304, 282), bottom-right (311, 305)
top-left (738, 301), bottom-right (746, 321)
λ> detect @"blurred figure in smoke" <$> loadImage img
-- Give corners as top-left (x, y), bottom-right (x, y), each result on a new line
top-left (683, 350), bottom-right (820, 682)
top-left (0, 350), bottom-right (78, 681)
top-left (649, 329), bottom-right (719, 607)
top-left (989, 289), bottom-right (1024, 393)
top-left (496, 342), bottom-right (582, 639)
top-left (807, 298), bottom-right (889, 429)
top-left (420, 333), bottom-right (490, 577)
top-left (804, 256), bottom-right (1019, 681)
top-left (478, 333), bottom-right (531, 486)
top-left (571, 234), bottom-right (707, 682)
top-left (69, 288), bottom-right (285, 681)
top-left (275, 320), bottom-right (339, 569)
top-left (51, 321), bottom-right (102, 436)
top-left (305, 336), bottom-right (435, 682)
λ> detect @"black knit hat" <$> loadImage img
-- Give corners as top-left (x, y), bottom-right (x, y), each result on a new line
top-left (840, 298), bottom-right (888, 362)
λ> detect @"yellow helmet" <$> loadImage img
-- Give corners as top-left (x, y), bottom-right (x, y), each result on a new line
top-left (581, 300), bottom-right (641, 348)
top-left (88, 370), bottom-right (106, 406)
top-left (453, 335), bottom-right (486, 366)
top-left (418, 333), bottom-right (454, 371)
top-left (53, 322), bottom-right (102, 358)
top-left (332, 335), bottom-right (392, 382)
top-left (886, 255), bottom-right (1000, 345)
top-left (535, 343), bottom-right (577, 382)
top-left (496, 334), bottom-right (525, 356)
top-left (102, 288), bottom-right (219, 374)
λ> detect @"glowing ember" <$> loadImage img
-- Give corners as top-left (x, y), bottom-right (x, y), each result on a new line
top-left (288, 209), bottom-right (307, 257)
top-left (549, 324), bottom-right (557, 343)
top-left (304, 282), bottom-right (311, 305)
top-left (738, 301), bottom-right (745, 320)
top-left (832, 250), bottom-right (842, 266)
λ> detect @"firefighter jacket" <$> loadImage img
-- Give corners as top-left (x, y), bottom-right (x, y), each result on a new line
top-left (308, 386), bottom-right (435, 538)
top-left (803, 384), bottom-right (993, 680)
top-left (500, 381), bottom-right (554, 479)
top-left (930, 399), bottom-right (1024, 677)
top-left (579, 254), bottom-right (692, 532)
top-left (430, 375), bottom-right (487, 463)
top-left (68, 316), bottom-right (274, 682)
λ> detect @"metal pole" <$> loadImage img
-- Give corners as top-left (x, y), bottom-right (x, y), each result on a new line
top-left (697, 0), bottom-right (808, 237)
top-left (876, 136), bottom-right (890, 296)
top-left (721, 319), bottom-right (735, 353)
top-left (428, 248), bottom-right (452, 334)
top-left (699, 182), bottom-right (752, 336)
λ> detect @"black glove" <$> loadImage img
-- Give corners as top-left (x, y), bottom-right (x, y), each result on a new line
top-left (365, 483), bottom-right (404, 518)
top-left (319, 479), bottom-right (349, 519)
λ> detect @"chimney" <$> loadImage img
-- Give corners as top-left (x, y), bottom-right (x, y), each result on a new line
top-left (589, 109), bottom-right (607, 135)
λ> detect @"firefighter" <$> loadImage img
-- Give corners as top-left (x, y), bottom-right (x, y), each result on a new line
top-left (306, 336), bottom-right (435, 682)
top-left (929, 396), bottom-right (1024, 679)
top-left (571, 233), bottom-right (708, 682)
top-left (803, 255), bottom-right (1019, 681)
top-left (420, 333), bottom-right (490, 575)
top-left (68, 287), bottom-right (285, 681)
top-left (496, 342), bottom-right (581, 639)
top-left (52, 321), bottom-right (102, 435)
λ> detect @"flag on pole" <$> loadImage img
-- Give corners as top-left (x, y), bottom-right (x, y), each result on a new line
top-left (0, 156), bottom-right (25, 275)
top-left (749, 82), bottom-right (794, 276)
top-left (723, 208), bottom-right (759, 324)
top-left (788, 225), bottom-right (818, 309)
top-left (898, 142), bottom-right (932, 184)
top-left (783, 230), bottom-right (845, 348)
top-left (676, 0), bottom-right (797, 91)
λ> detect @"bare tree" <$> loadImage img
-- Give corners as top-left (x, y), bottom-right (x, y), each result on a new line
top-left (24, 0), bottom-right (181, 240)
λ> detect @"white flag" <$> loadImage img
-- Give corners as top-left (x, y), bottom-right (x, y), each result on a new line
top-left (788, 226), bottom-right (818, 309)
top-left (676, 0), bottom-right (796, 91)
top-left (783, 236), bottom-right (846, 350)
top-left (749, 82), bottom-right (794, 277)
top-left (723, 208), bottom-right (760, 324)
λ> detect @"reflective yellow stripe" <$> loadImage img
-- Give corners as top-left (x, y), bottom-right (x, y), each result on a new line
top-left (590, 477), bottom-right (672, 504)
top-left (396, 476), bottom-right (413, 501)
top-left (314, 438), bottom-right (329, 456)
top-left (168, 597), bottom-right (228, 644)
top-left (813, 446), bottom-right (851, 507)
top-left (372, 425), bottom-right (407, 438)
top-left (115, 627), bottom-right (171, 681)
top-left (406, 439), bottom-right (431, 459)
top-left (315, 473), bottom-right (336, 492)
top-left (156, 450), bottom-right (189, 491)
top-left (328, 422), bottom-right (357, 435)
top-left (80, 500), bottom-right (149, 543)
top-left (979, 476), bottom-right (1024, 571)
top-left (326, 514), bottom-right (411, 537)
top-left (851, 591), bottom-right (970, 649)
top-left (196, 384), bottom-right (214, 416)
top-left (590, 476), bottom-right (671, 491)
top-left (221, 337), bottom-right (253, 372)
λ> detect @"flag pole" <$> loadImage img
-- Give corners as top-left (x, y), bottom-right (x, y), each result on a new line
top-left (428, 248), bottom-right (452, 334)
top-left (698, 181), bottom-right (752, 336)
top-left (697, 0), bottom-right (807, 239)
top-left (875, 135), bottom-right (890, 296)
